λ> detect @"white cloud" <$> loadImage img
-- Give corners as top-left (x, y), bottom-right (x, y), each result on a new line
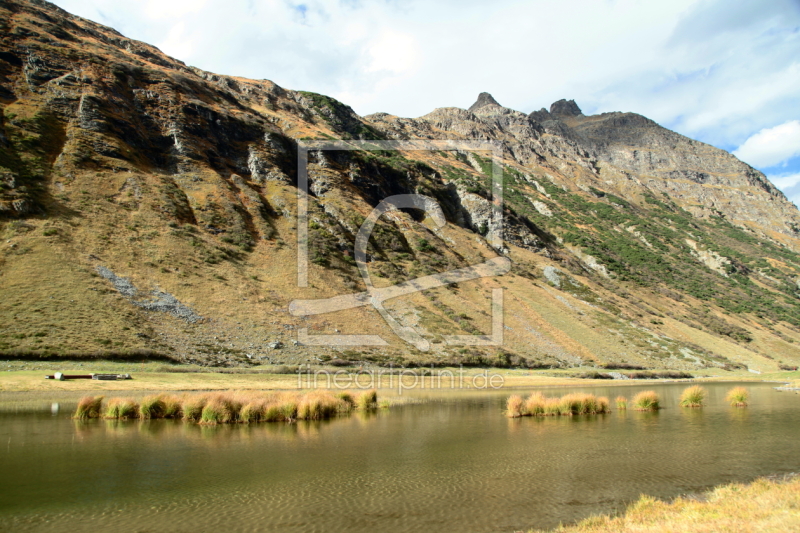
top-left (365, 31), bottom-right (419, 74)
top-left (774, 178), bottom-right (800, 208)
top-left (157, 21), bottom-right (194, 63)
top-left (142, 0), bottom-right (207, 20)
top-left (767, 172), bottom-right (800, 190)
top-left (733, 121), bottom-right (800, 168)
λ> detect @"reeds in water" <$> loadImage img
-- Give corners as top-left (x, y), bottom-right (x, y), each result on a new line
top-left (632, 390), bottom-right (660, 411)
top-left (679, 385), bottom-right (707, 408)
top-left (181, 395), bottom-right (207, 421)
top-left (239, 398), bottom-right (268, 423)
top-left (506, 395), bottom-right (524, 418)
top-left (506, 392), bottom-right (610, 417)
top-left (597, 396), bottom-right (610, 413)
top-left (200, 394), bottom-right (240, 424)
top-left (139, 395), bottom-right (167, 419)
top-left (616, 396), bottom-right (628, 410)
top-left (355, 389), bottom-right (378, 410)
top-left (726, 386), bottom-right (749, 407)
top-left (162, 395), bottom-right (183, 418)
top-left (94, 389), bottom-right (370, 425)
top-left (73, 396), bottom-right (104, 420)
top-left (104, 398), bottom-right (139, 419)
top-left (336, 392), bottom-right (355, 406)
top-left (525, 392), bottom-right (545, 416)
top-left (297, 391), bottom-right (346, 420)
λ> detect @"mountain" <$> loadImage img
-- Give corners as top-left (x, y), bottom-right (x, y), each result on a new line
top-left (1, 0), bottom-right (799, 372)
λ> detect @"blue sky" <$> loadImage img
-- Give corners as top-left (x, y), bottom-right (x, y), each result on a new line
top-left (51, 0), bottom-right (800, 204)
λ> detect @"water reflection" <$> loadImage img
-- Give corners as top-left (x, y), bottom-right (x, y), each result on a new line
top-left (728, 406), bottom-right (750, 424)
top-left (0, 382), bottom-right (797, 533)
top-left (678, 405), bottom-right (706, 426)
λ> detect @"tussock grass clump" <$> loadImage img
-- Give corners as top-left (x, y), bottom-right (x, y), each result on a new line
top-left (200, 395), bottom-right (239, 424)
top-left (632, 390), bottom-right (660, 411)
top-left (262, 403), bottom-right (284, 422)
top-left (336, 392), bottom-right (355, 406)
top-left (507, 392), bottom-right (610, 418)
top-left (355, 389), bottom-right (378, 410)
top-left (161, 395), bottom-right (183, 418)
top-left (139, 395), bottom-right (167, 419)
top-left (616, 396), bottom-right (628, 410)
top-left (98, 389), bottom-right (376, 424)
top-left (559, 393), bottom-right (584, 415)
top-left (679, 385), bottom-right (707, 408)
top-left (280, 400), bottom-right (298, 421)
top-left (104, 398), bottom-right (139, 419)
top-left (543, 397), bottom-right (563, 416)
top-left (73, 395), bottom-right (104, 420)
top-left (182, 395), bottom-right (207, 421)
top-left (506, 395), bottom-right (524, 418)
top-left (597, 396), bottom-right (610, 413)
top-left (297, 391), bottom-right (345, 420)
top-left (525, 392), bottom-right (545, 416)
top-left (239, 399), bottom-right (266, 423)
top-left (726, 386), bottom-right (749, 407)
top-left (296, 396), bottom-right (319, 420)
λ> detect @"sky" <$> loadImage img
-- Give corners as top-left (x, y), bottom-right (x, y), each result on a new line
top-left (51, 0), bottom-right (800, 205)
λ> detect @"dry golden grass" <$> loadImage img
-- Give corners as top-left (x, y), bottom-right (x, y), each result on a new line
top-left (726, 386), bottom-right (750, 407)
top-left (73, 395), bottom-right (103, 419)
top-left (596, 396), bottom-right (610, 412)
top-left (507, 392), bottom-right (610, 417)
top-left (615, 396), bottom-right (628, 410)
top-left (632, 390), bottom-right (660, 411)
top-left (239, 397), bottom-right (268, 423)
top-left (529, 475), bottom-right (800, 533)
top-left (506, 394), bottom-right (524, 418)
top-left (679, 385), bottom-right (707, 408)
top-left (161, 395), bottom-right (183, 417)
top-left (297, 390), bottom-right (348, 420)
top-left (87, 389), bottom-right (364, 424)
top-left (0, 367), bottom-right (610, 393)
top-left (525, 391), bottom-right (546, 416)
top-left (355, 389), bottom-right (378, 410)
top-left (103, 397), bottom-right (138, 419)
top-left (138, 395), bottom-right (166, 419)
top-left (181, 394), bottom-right (208, 421)
top-left (199, 394), bottom-right (239, 424)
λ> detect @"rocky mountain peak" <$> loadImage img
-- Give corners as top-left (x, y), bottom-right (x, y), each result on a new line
top-left (528, 108), bottom-right (553, 123)
top-left (468, 92), bottom-right (501, 112)
top-left (550, 99), bottom-right (582, 117)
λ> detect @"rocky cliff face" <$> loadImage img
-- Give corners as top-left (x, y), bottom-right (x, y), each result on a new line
top-left (529, 101), bottom-right (798, 239)
top-left (0, 0), bottom-right (799, 372)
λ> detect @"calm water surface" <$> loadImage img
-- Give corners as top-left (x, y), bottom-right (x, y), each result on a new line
top-left (0, 382), bottom-right (798, 532)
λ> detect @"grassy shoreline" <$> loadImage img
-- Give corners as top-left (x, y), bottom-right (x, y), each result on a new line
top-left (0, 363), bottom-right (796, 393)
top-left (530, 473), bottom-right (800, 532)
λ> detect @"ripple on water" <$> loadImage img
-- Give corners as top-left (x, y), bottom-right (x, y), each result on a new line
top-left (1, 383), bottom-right (799, 532)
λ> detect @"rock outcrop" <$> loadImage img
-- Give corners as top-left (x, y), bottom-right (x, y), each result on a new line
top-left (468, 92), bottom-right (502, 113)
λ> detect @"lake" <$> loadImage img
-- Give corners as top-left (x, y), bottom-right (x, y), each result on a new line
top-left (0, 382), bottom-right (798, 532)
